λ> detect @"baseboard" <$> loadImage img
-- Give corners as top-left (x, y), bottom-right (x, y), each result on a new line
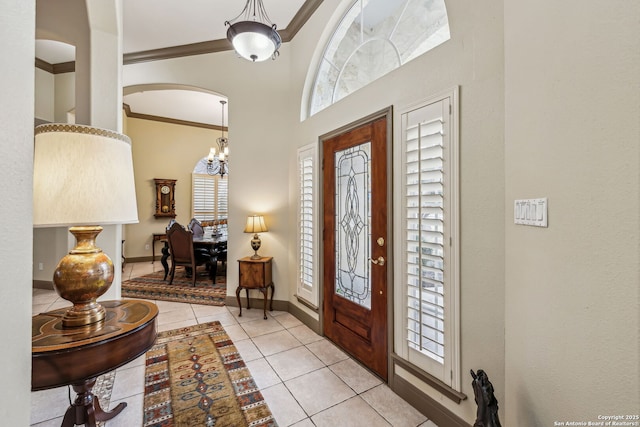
top-left (126, 256), bottom-right (155, 263)
top-left (225, 296), bottom-right (288, 313)
top-left (390, 370), bottom-right (471, 427)
top-left (33, 280), bottom-right (54, 290)
top-left (288, 301), bottom-right (320, 334)
top-left (224, 297), bottom-right (320, 334)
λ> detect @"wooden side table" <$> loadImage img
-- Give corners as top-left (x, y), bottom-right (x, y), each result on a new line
top-left (237, 256), bottom-right (274, 319)
top-left (32, 300), bottom-right (158, 427)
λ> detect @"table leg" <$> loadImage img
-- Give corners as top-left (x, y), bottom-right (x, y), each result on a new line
top-left (269, 283), bottom-right (275, 312)
top-left (61, 378), bottom-right (127, 427)
top-left (161, 242), bottom-right (170, 280)
top-left (236, 286), bottom-right (243, 317)
top-left (261, 287), bottom-right (268, 319)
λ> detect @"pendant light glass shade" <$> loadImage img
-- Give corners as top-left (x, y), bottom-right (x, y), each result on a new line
top-left (225, 0), bottom-right (281, 62)
top-left (227, 21), bottom-right (281, 62)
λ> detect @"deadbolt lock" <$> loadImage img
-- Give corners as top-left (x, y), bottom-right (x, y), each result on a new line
top-left (377, 237), bottom-right (385, 247)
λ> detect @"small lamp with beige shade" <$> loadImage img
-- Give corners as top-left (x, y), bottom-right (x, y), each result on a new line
top-left (33, 124), bottom-right (138, 328)
top-left (243, 214), bottom-right (268, 259)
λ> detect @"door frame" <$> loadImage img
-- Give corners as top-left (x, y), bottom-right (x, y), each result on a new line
top-left (318, 106), bottom-right (394, 380)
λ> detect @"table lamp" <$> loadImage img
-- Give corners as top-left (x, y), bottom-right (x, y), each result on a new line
top-left (33, 124), bottom-right (138, 328)
top-left (243, 215), bottom-right (268, 259)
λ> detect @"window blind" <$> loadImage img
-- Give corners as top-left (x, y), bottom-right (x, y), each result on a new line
top-left (297, 144), bottom-right (318, 307)
top-left (300, 157), bottom-right (314, 289)
top-left (192, 173), bottom-right (228, 222)
top-left (400, 89), bottom-right (459, 390)
top-left (405, 112), bottom-right (446, 364)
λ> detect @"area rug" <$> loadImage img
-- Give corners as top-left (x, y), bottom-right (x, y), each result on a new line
top-left (93, 370), bottom-right (116, 427)
top-left (121, 269), bottom-right (226, 306)
top-left (143, 321), bottom-right (277, 427)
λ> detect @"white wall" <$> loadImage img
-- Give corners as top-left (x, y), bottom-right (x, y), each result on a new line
top-left (35, 68), bottom-right (54, 121)
top-left (54, 72), bottom-right (75, 123)
top-left (0, 0), bottom-right (34, 423)
top-left (504, 0), bottom-right (640, 424)
top-left (123, 48), bottom-right (294, 301)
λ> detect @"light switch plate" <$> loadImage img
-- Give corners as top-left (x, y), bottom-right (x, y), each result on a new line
top-left (514, 198), bottom-right (547, 227)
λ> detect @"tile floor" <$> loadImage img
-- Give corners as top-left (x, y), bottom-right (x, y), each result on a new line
top-left (31, 262), bottom-right (438, 427)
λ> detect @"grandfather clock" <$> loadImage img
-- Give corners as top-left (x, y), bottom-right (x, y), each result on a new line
top-left (154, 178), bottom-right (176, 218)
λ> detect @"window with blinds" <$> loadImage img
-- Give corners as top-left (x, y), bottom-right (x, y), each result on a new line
top-left (192, 173), bottom-right (228, 222)
top-left (297, 144), bottom-right (318, 307)
top-left (400, 89), bottom-right (460, 389)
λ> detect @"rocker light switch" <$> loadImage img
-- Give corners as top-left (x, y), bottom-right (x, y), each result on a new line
top-left (514, 198), bottom-right (548, 227)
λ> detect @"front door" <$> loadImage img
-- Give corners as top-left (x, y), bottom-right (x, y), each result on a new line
top-left (322, 111), bottom-right (389, 380)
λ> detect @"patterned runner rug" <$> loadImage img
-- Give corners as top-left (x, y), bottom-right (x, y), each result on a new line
top-left (94, 371), bottom-right (116, 427)
top-left (144, 321), bottom-right (277, 427)
top-left (122, 269), bottom-right (226, 306)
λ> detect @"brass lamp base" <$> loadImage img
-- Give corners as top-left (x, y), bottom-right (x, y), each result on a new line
top-left (53, 226), bottom-right (114, 328)
top-left (60, 302), bottom-right (106, 328)
top-left (250, 233), bottom-right (262, 259)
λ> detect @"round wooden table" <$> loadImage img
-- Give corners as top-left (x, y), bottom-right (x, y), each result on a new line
top-left (32, 300), bottom-right (158, 427)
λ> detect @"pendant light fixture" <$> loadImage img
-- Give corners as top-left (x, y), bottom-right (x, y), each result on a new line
top-left (225, 0), bottom-right (282, 62)
top-left (207, 100), bottom-right (229, 177)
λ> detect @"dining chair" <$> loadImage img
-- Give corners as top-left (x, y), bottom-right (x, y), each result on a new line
top-left (166, 222), bottom-right (215, 286)
top-left (188, 217), bottom-right (204, 238)
top-left (214, 241), bottom-right (227, 274)
top-left (188, 218), bottom-right (216, 271)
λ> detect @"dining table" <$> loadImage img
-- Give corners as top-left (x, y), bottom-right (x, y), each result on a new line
top-left (160, 234), bottom-right (227, 280)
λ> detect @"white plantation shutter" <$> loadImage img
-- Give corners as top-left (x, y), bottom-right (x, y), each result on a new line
top-left (406, 112), bottom-right (446, 363)
top-left (297, 144), bottom-right (318, 307)
top-left (401, 89), bottom-right (460, 389)
top-left (193, 174), bottom-right (215, 221)
top-left (192, 174), bottom-right (228, 222)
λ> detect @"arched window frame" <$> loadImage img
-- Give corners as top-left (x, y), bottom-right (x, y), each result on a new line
top-left (307, 0), bottom-right (451, 117)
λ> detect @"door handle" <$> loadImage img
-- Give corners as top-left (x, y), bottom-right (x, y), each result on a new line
top-left (369, 256), bottom-right (385, 266)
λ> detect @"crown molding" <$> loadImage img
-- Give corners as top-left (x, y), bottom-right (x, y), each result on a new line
top-left (35, 58), bottom-right (54, 73)
top-left (35, 0), bottom-right (323, 70)
top-left (35, 58), bottom-right (75, 74)
top-left (123, 103), bottom-right (227, 131)
top-left (123, 39), bottom-right (232, 65)
top-left (53, 61), bottom-right (76, 74)
top-left (280, 0), bottom-right (323, 41)
top-left (123, 0), bottom-right (322, 65)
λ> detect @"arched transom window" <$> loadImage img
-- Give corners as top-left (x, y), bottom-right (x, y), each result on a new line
top-left (309, 0), bottom-right (450, 117)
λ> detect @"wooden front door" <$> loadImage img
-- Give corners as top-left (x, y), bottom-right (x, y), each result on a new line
top-left (322, 111), bottom-right (389, 380)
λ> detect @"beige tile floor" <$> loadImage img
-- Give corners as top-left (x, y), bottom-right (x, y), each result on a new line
top-left (31, 262), bottom-right (438, 427)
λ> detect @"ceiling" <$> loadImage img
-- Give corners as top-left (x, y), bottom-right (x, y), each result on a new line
top-left (35, 0), bottom-right (322, 126)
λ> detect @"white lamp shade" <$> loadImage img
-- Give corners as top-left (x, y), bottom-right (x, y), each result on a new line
top-left (243, 215), bottom-right (268, 233)
top-left (33, 124), bottom-right (139, 227)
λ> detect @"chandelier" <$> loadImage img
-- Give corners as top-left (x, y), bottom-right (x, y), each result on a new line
top-left (225, 0), bottom-right (281, 62)
top-left (207, 100), bottom-right (229, 177)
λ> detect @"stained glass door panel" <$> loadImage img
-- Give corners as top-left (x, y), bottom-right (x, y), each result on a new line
top-left (322, 112), bottom-right (389, 380)
top-left (335, 143), bottom-right (371, 309)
